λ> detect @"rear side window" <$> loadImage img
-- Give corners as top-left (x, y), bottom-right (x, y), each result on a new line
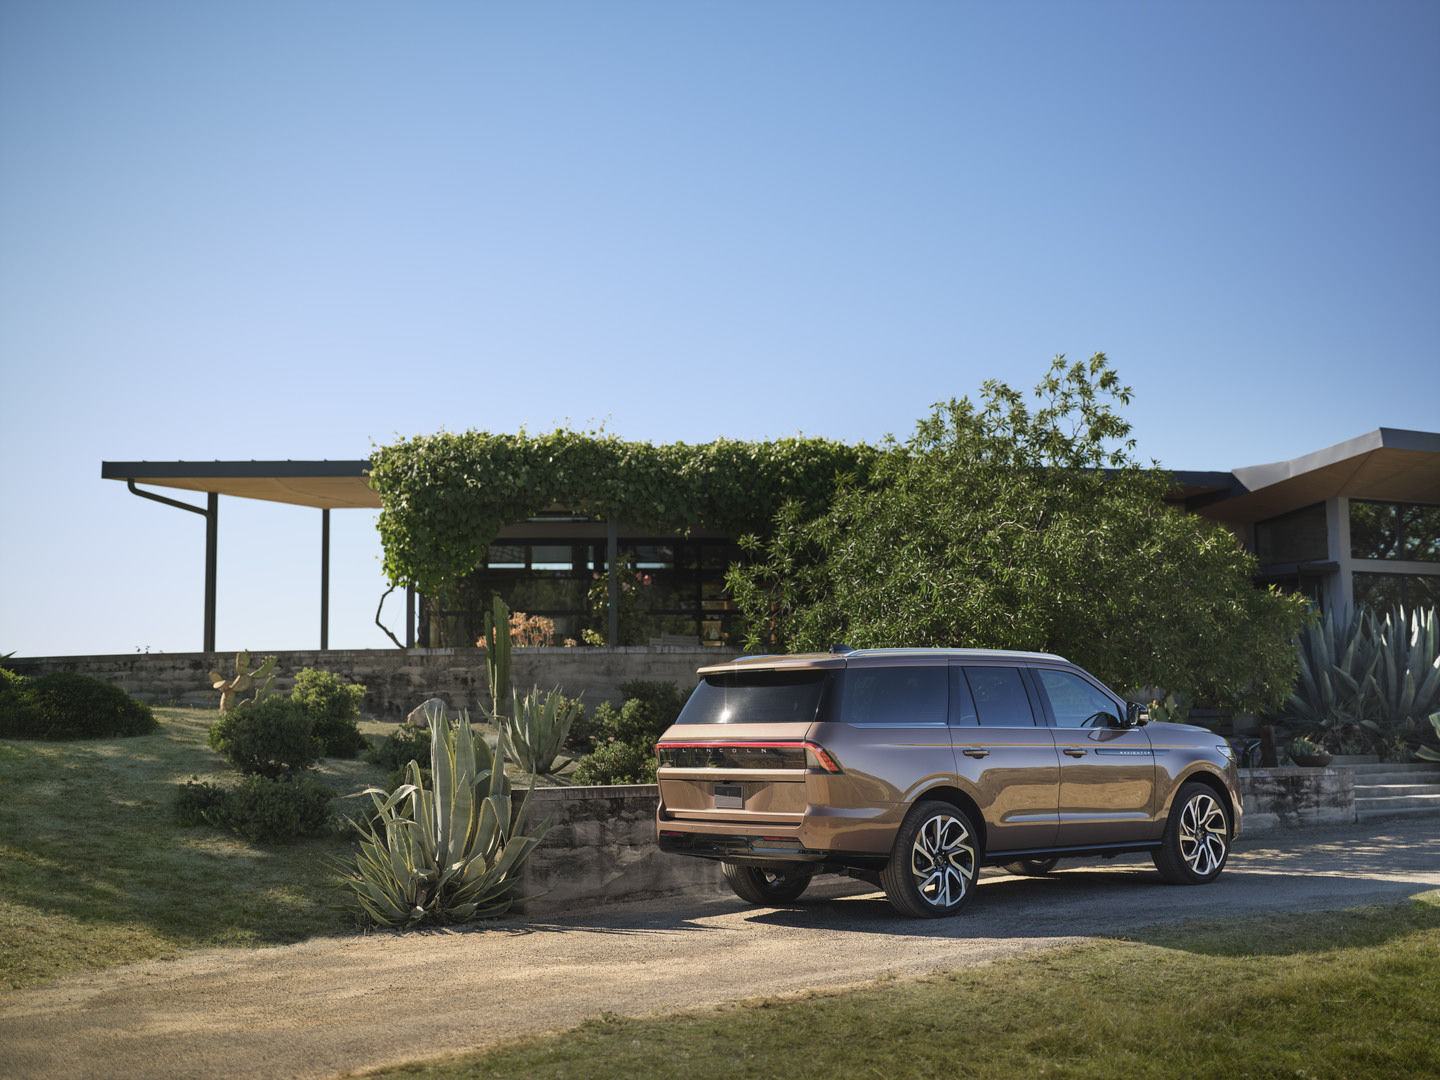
top-left (837, 666), bottom-right (948, 726)
top-left (676, 670), bottom-right (828, 725)
top-left (962, 667), bottom-right (1037, 727)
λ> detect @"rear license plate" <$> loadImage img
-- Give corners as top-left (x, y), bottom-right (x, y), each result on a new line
top-left (713, 784), bottom-right (743, 809)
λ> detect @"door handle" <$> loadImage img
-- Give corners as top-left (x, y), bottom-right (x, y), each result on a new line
top-left (961, 747), bottom-right (990, 758)
top-left (1063, 748), bottom-right (1087, 757)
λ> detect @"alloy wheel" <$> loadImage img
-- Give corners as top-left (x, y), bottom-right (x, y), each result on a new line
top-left (909, 811), bottom-right (977, 909)
top-left (1177, 792), bottom-right (1228, 877)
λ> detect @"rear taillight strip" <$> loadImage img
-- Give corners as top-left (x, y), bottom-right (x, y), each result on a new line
top-left (655, 739), bottom-right (843, 774)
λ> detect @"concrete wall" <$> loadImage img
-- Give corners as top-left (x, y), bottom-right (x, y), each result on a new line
top-left (511, 786), bottom-right (725, 917)
top-left (6, 646), bottom-right (742, 719)
top-left (1238, 766), bottom-right (1355, 834)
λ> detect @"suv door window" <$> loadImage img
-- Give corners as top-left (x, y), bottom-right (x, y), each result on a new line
top-left (948, 667), bottom-right (979, 726)
top-left (961, 667), bottom-right (1036, 726)
top-left (1035, 669), bottom-right (1122, 729)
top-left (839, 666), bottom-right (948, 726)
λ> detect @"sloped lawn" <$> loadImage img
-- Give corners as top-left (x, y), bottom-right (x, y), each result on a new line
top-left (0, 707), bottom-right (390, 990)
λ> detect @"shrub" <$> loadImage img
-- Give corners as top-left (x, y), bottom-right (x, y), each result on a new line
top-left (208, 696), bottom-right (323, 777)
top-left (290, 668), bottom-right (367, 758)
top-left (174, 778), bottom-right (227, 825)
top-left (569, 680), bottom-right (684, 784)
top-left (0, 669), bottom-right (156, 740)
top-left (571, 739), bottom-right (656, 785)
top-left (365, 722), bottom-right (431, 772)
top-left (202, 774), bottom-right (334, 844)
top-left (338, 710), bottom-right (545, 927)
top-left (602, 681), bottom-right (687, 744)
top-left (0, 667), bottom-right (41, 736)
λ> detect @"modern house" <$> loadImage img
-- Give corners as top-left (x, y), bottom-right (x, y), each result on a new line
top-left (102, 427), bottom-right (1440, 650)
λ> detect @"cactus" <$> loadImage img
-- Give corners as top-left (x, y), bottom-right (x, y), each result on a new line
top-left (208, 651), bottom-right (278, 713)
top-left (482, 596), bottom-right (512, 723)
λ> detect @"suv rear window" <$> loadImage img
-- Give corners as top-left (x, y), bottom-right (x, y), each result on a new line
top-left (675, 670), bottom-right (829, 725)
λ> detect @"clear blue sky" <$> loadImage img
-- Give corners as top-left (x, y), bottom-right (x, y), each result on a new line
top-left (2, 1), bottom-right (1437, 657)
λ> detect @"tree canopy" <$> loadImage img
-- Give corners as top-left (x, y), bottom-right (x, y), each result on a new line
top-left (726, 355), bottom-right (1310, 713)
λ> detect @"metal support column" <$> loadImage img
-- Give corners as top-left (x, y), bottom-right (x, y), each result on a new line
top-left (204, 493), bottom-right (217, 653)
top-left (405, 583), bottom-right (415, 648)
top-left (320, 508), bottom-right (330, 651)
top-left (607, 517), bottom-right (619, 646)
top-left (127, 481), bottom-right (218, 653)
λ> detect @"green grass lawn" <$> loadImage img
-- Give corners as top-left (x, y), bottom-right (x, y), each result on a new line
top-left (368, 895), bottom-right (1440, 1080)
top-left (0, 707), bottom-right (397, 990)
top-left (0, 705), bottom-right (588, 991)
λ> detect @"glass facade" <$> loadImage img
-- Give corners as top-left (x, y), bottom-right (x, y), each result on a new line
top-left (1350, 500), bottom-right (1440, 562)
top-left (417, 535), bottom-right (744, 648)
top-left (1349, 499), bottom-right (1440, 612)
top-left (1352, 572), bottom-right (1440, 610)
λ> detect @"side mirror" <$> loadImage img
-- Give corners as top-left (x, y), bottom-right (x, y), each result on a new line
top-left (1125, 701), bottom-right (1149, 727)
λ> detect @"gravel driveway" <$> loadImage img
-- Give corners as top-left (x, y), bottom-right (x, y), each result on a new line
top-left (3, 819), bottom-right (1438, 1080)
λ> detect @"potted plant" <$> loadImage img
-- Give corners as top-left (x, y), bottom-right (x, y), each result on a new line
top-left (1288, 736), bottom-right (1333, 768)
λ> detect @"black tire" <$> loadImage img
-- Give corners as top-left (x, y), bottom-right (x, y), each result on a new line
top-left (1152, 781), bottom-right (1231, 884)
top-left (1001, 857), bottom-right (1060, 877)
top-left (720, 861), bottom-right (813, 906)
top-left (880, 800), bottom-right (980, 918)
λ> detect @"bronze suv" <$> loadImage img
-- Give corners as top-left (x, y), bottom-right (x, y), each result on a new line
top-left (656, 647), bottom-right (1241, 917)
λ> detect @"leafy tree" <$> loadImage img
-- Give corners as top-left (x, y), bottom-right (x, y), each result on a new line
top-left (727, 355), bottom-right (1310, 714)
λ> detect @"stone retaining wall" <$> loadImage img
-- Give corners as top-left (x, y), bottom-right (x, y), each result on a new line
top-left (6, 647), bottom-right (742, 719)
top-left (1238, 766), bottom-right (1355, 834)
top-left (511, 786), bottom-right (725, 917)
top-left (516, 770), bottom-right (1354, 916)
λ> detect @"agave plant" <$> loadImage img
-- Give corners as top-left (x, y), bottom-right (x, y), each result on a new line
top-left (1418, 713), bottom-right (1440, 762)
top-left (339, 704), bottom-right (546, 928)
top-left (1285, 608), bottom-right (1380, 752)
top-left (500, 687), bottom-right (584, 776)
top-left (1364, 604), bottom-right (1440, 737)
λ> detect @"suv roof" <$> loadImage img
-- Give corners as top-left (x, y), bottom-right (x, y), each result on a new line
top-left (697, 647), bottom-right (1068, 676)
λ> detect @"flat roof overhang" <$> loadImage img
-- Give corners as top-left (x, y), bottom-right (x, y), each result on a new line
top-left (101, 460), bottom-right (385, 653)
top-left (1193, 428), bottom-right (1440, 525)
top-left (100, 460), bottom-right (379, 509)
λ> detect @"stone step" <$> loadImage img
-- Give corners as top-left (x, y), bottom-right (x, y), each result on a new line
top-left (1346, 762), bottom-right (1440, 775)
top-left (1355, 793), bottom-right (1440, 822)
top-left (1345, 766), bottom-right (1440, 785)
top-left (1355, 783), bottom-right (1440, 798)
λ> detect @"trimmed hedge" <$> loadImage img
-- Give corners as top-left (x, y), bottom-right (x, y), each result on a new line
top-left (196, 775), bottom-right (335, 844)
top-left (208, 697), bottom-right (323, 777)
top-left (0, 668), bottom-right (157, 740)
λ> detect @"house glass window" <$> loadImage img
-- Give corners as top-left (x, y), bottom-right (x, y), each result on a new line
top-left (1353, 573), bottom-right (1440, 611)
top-left (1350, 501), bottom-right (1440, 563)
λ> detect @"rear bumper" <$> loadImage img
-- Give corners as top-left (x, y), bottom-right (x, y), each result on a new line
top-left (656, 830), bottom-right (827, 863)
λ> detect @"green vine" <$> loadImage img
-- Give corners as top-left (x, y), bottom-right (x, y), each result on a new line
top-left (368, 430), bottom-right (879, 593)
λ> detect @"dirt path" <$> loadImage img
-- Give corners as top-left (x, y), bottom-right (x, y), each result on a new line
top-left (3, 820), bottom-right (1438, 1080)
